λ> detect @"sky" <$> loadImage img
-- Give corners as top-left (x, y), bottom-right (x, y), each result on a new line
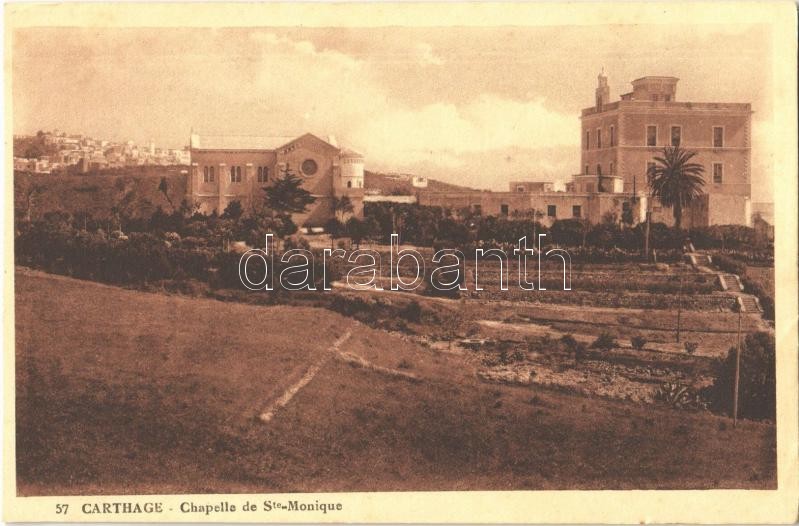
top-left (13, 24), bottom-right (774, 201)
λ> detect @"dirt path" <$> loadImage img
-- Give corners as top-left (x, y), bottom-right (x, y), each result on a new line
top-left (259, 329), bottom-right (353, 422)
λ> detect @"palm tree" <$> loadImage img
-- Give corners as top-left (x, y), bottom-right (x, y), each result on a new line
top-left (647, 146), bottom-right (706, 230)
top-left (331, 196), bottom-right (354, 223)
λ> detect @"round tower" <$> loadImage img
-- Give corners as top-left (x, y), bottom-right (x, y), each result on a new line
top-left (337, 148), bottom-right (364, 190)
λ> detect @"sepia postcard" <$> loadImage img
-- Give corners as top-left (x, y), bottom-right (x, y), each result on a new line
top-left (3, 1), bottom-right (798, 523)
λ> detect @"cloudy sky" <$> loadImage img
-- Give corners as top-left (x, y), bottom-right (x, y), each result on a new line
top-left (13, 24), bottom-right (773, 200)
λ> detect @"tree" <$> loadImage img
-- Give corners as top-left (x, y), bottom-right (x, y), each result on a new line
top-left (158, 177), bottom-right (175, 210)
top-left (221, 200), bottom-right (244, 221)
top-left (20, 182), bottom-right (44, 223)
top-left (261, 165), bottom-right (315, 249)
top-left (550, 219), bottom-right (585, 247)
top-left (110, 179), bottom-right (137, 232)
top-left (23, 143), bottom-right (44, 160)
top-left (263, 165), bottom-right (316, 216)
top-left (346, 217), bottom-right (370, 248)
top-left (647, 147), bottom-right (706, 230)
top-left (702, 331), bottom-right (775, 421)
top-left (332, 196), bottom-right (355, 223)
top-left (325, 217), bottom-right (345, 249)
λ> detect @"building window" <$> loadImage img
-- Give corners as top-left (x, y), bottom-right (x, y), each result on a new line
top-left (713, 163), bottom-right (723, 183)
top-left (610, 125), bottom-right (615, 147)
top-left (572, 205), bottom-right (582, 218)
top-left (586, 183), bottom-right (595, 193)
top-left (585, 130), bottom-right (590, 150)
top-left (585, 164), bottom-right (589, 175)
top-left (301, 158), bottom-right (318, 176)
top-left (230, 166), bottom-right (242, 183)
top-left (257, 166), bottom-right (269, 183)
top-left (209, 166), bottom-right (215, 182)
top-left (596, 164), bottom-right (602, 176)
top-left (347, 181), bottom-right (352, 188)
top-left (596, 128), bottom-right (602, 149)
top-left (500, 204), bottom-right (509, 216)
top-left (516, 185), bottom-right (526, 193)
top-left (671, 126), bottom-right (681, 147)
top-left (713, 126), bottom-right (724, 148)
top-left (547, 205), bottom-right (557, 217)
top-left (646, 125), bottom-right (657, 147)
top-left (203, 166), bottom-right (209, 183)
top-left (610, 161), bottom-right (614, 175)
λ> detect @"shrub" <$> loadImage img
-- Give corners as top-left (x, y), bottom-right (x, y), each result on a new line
top-left (550, 219), bottom-right (585, 247)
top-left (684, 341), bottom-right (699, 354)
top-left (397, 359), bottom-right (413, 369)
top-left (740, 276), bottom-right (775, 321)
top-left (399, 300), bottom-right (423, 323)
top-left (590, 332), bottom-right (617, 351)
top-left (712, 253), bottom-right (747, 275)
top-left (561, 334), bottom-right (587, 363)
top-left (630, 335), bottom-right (647, 351)
top-left (560, 334), bottom-right (578, 349)
top-left (702, 332), bottom-right (775, 420)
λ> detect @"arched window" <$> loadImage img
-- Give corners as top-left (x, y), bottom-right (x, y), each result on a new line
top-left (209, 166), bottom-right (215, 182)
top-left (347, 180), bottom-right (352, 188)
top-left (230, 166), bottom-right (242, 183)
top-left (596, 164), bottom-right (602, 176)
top-left (203, 166), bottom-right (209, 182)
top-left (610, 162), bottom-right (615, 174)
top-left (257, 166), bottom-right (262, 181)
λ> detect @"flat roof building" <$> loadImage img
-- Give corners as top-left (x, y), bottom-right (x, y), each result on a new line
top-left (580, 74), bottom-right (752, 226)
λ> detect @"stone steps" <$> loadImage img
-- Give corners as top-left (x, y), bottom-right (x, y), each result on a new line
top-left (739, 295), bottom-right (761, 313)
top-left (693, 254), bottom-right (712, 266)
top-left (720, 273), bottom-right (744, 292)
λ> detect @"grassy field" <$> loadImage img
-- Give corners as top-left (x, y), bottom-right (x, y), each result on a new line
top-left (15, 269), bottom-right (776, 495)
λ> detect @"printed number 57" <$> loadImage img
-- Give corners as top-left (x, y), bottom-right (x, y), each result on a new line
top-left (56, 504), bottom-right (69, 515)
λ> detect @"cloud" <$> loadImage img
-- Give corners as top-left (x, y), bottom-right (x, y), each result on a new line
top-left (351, 95), bottom-right (577, 168)
top-left (180, 32), bottom-right (579, 181)
top-left (16, 26), bottom-right (771, 196)
top-left (239, 32), bottom-right (578, 181)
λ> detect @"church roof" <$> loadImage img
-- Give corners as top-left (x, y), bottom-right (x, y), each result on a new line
top-left (190, 134), bottom-right (299, 151)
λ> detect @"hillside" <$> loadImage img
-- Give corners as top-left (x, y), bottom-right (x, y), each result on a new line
top-left (15, 169), bottom-right (186, 221)
top-left (16, 269), bottom-right (776, 495)
top-left (15, 168), bottom-right (468, 222)
top-left (365, 170), bottom-right (476, 195)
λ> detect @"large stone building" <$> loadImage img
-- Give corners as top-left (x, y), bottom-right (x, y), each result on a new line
top-left (420, 74), bottom-right (753, 227)
top-left (581, 74), bottom-right (752, 226)
top-left (418, 176), bottom-right (645, 226)
top-left (188, 133), bottom-right (364, 225)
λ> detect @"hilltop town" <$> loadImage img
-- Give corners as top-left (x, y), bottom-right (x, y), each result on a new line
top-left (13, 129), bottom-right (191, 174)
